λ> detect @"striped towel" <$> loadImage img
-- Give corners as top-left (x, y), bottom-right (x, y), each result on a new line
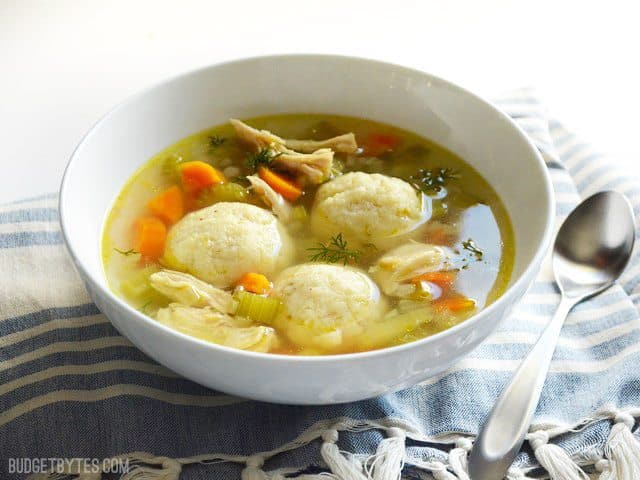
top-left (1, 90), bottom-right (640, 480)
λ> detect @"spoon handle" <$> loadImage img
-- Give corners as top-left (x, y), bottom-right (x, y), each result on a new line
top-left (468, 296), bottom-right (575, 479)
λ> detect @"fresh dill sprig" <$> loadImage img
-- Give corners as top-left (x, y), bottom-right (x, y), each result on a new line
top-left (462, 238), bottom-right (483, 261)
top-left (114, 248), bottom-right (139, 256)
top-left (409, 168), bottom-right (459, 195)
top-left (209, 135), bottom-right (226, 148)
top-left (307, 233), bottom-right (361, 265)
top-left (246, 148), bottom-right (280, 171)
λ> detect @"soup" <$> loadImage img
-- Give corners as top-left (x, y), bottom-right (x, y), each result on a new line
top-left (102, 114), bottom-right (514, 355)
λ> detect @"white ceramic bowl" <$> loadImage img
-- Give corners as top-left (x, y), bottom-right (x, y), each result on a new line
top-left (60, 55), bottom-right (554, 404)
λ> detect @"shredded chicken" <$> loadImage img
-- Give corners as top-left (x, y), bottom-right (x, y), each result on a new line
top-left (273, 149), bottom-right (334, 184)
top-left (149, 269), bottom-right (235, 313)
top-left (230, 118), bottom-right (341, 183)
top-left (155, 304), bottom-right (279, 352)
top-left (229, 118), bottom-right (283, 150)
top-left (246, 175), bottom-right (292, 221)
top-left (283, 133), bottom-right (358, 154)
top-left (369, 242), bottom-right (447, 297)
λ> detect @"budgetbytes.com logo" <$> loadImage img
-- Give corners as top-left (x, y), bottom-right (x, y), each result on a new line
top-left (7, 457), bottom-right (131, 476)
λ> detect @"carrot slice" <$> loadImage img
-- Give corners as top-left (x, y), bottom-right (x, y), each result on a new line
top-left (180, 161), bottom-right (225, 195)
top-left (361, 133), bottom-right (400, 156)
top-left (147, 185), bottom-right (184, 225)
top-left (133, 216), bottom-right (166, 260)
top-left (258, 167), bottom-right (303, 202)
top-left (411, 271), bottom-right (457, 288)
top-left (236, 272), bottom-right (271, 295)
top-left (434, 295), bottom-right (475, 312)
top-left (425, 226), bottom-right (457, 246)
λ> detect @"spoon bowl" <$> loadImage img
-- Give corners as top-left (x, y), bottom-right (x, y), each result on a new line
top-left (554, 191), bottom-right (635, 298)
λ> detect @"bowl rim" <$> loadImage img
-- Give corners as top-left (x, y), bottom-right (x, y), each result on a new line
top-left (60, 53), bottom-right (555, 365)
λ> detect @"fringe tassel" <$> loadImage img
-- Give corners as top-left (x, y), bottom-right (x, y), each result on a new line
top-left (528, 431), bottom-right (588, 480)
top-left (267, 468), bottom-right (338, 480)
top-left (429, 461), bottom-right (459, 480)
top-left (366, 427), bottom-right (406, 480)
top-left (123, 462), bottom-right (181, 479)
top-left (603, 411), bottom-right (640, 480)
top-left (241, 455), bottom-right (268, 480)
top-left (320, 429), bottom-right (368, 480)
top-left (115, 454), bottom-right (181, 480)
top-left (447, 438), bottom-right (471, 480)
top-left (595, 459), bottom-right (612, 480)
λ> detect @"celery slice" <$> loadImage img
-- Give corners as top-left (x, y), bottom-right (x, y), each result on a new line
top-left (291, 205), bottom-right (308, 224)
top-left (197, 182), bottom-right (249, 207)
top-left (161, 154), bottom-right (185, 182)
top-left (288, 205), bottom-right (308, 232)
top-left (119, 265), bottom-right (160, 299)
top-left (234, 290), bottom-right (282, 325)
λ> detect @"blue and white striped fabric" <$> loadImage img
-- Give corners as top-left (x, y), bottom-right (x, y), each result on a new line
top-left (1, 90), bottom-right (639, 480)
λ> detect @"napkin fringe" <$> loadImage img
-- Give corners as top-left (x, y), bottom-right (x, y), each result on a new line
top-left (26, 406), bottom-right (640, 480)
top-left (364, 427), bottom-right (405, 480)
top-left (527, 430), bottom-right (589, 479)
top-left (602, 411), bottom-right (640, 480)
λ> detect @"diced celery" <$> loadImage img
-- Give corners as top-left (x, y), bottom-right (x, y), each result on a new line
top-left (291, 205), bottom-right (308, 223)
top-left (234, 290), bottom-right (282, 325)
top-left (288, 205), bottom-right (308, 232)
top-left (119, 265), bottom-right (160, 300)
top-left (162, 154), bottom-right (185, 182)
top-left (197, 182), bottom-right (249, 207)
top-left (121, 280), bottom-right (150, 299)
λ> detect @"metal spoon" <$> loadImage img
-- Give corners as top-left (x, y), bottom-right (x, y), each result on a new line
top-left (469, 191), bottom-right (635, 480)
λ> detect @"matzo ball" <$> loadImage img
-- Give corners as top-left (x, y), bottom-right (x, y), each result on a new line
top-left (164, 202), bottom-right (293, 288)
top-left (272, 263), bottom-right (387, 351)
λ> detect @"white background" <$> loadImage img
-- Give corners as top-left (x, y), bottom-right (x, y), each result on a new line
top-left (1, 0), bottom-right (639, 204)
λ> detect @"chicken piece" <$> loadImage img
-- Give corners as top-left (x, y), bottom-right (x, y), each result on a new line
top-left (229, 118), bottom-right (283, 150)
top-left (149, 269), bottom-right (235, 313)
top-left (272, 149), bottom-right (334, 184)
top-left (246, 175), bottom-right (292, 221)
top-left (155, 304), bottom-right (279, 352)
top-left (369, 242), bottom-right (447, 297)
top-left (230, 118), bottom-right (357, 154)
top-left (229, 118), bottom-right (336, 183)
top-left (283, 133), bottom-right (358, 154)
